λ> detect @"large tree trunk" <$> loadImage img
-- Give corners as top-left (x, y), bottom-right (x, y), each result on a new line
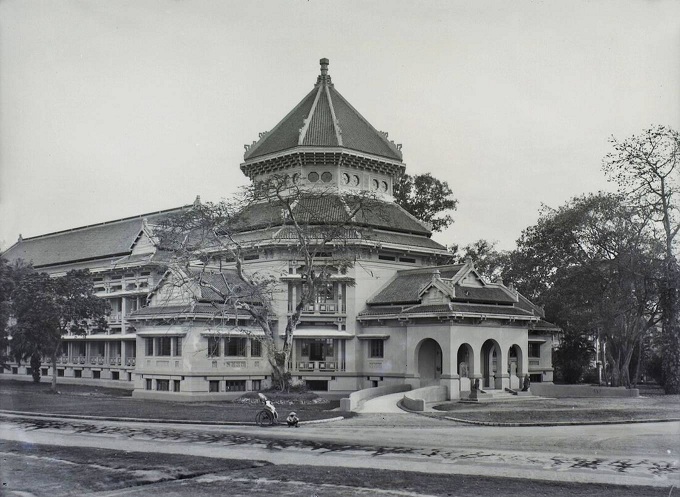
top-left (662, 260), bottom-right (680, 394)
top-left (51, 345), bottom-right (59, 393)
top-left (631, 339), bottom-right (643, 388)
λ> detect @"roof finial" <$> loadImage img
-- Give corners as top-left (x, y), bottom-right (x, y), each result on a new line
top-left (316, 58), bottom-right (332, 87)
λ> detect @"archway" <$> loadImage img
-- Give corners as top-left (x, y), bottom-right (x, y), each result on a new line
top-left (481, 339), bottom-right (502, 389)
top-left (507, 344), bottom-right (523, 389)
top-left (456, 343), bottom-right (474, 392)
top-left (456, 343), bottom-right (474, 378)
top-left (417, 338), bottom-right (443, 386)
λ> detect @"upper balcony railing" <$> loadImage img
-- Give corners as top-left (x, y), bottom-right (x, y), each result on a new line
top-left (290, 301), bottom-right (345, 314)
top-left (43, 355), bottom-right (136, 367)
top-left (292, 360), bottom-right (339, 372)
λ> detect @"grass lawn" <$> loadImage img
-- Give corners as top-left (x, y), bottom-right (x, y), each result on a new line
top-left (432, 392), bottom-right (680, 424)
top-left (0, 380), bottom-right (343, 423)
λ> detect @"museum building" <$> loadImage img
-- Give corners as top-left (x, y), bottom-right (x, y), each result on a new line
top-left (2, 59), bottom-right (557, 400)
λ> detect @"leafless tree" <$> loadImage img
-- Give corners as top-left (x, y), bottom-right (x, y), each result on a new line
top-left (153, 174), bottom-right (383, 390)
top-left (603, 126), bottom-right (680, 393)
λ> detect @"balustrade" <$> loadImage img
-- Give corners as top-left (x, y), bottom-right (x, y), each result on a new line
top-left (295, 361), bottom-right (337, 371)
top-left (109, 312), bottom-right (123, 323)
top-left (291, 301), bottom-right (344, 314)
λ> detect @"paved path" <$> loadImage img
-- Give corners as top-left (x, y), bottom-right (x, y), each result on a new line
top-left (1, 412), bottom-right (677, 489)
top-left (354, 392), bottom-right (406, 413)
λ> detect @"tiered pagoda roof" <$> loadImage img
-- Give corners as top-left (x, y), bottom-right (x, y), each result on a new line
top-left (242, 59), bottom-right (403, 163)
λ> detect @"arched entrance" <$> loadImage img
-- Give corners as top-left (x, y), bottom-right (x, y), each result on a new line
top-left (456, 343), bottom-right (474, 392)
top-left (508, 344), bottom-right (523, 389)
top-left (417, 338), bottom-right (443, 386)
top-left (457, 343), bottom-right (474, 377)
top-left (481, 339), bottom-right (502, 389)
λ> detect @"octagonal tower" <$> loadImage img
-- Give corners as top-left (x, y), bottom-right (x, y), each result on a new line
top-left (240, 59), bottom-right (405, 200)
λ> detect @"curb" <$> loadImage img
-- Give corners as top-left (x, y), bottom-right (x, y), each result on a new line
top-left (0, 409), bottom-right (344, 427)
top-left (442, 415), bottom-right (680, 427)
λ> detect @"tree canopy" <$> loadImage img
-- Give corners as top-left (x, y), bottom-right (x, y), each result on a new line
top-left (603, 125), bottom-right (680, 393)
top-left (502, 193), bottom-right (662, 385)
top-left (10, 268), bottom-right (109, 391)
top-left (393, 172), bottom-right (458, 232)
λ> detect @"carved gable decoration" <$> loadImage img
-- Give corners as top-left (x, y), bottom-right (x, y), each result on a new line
top-left (459, 271), bottom-right (485, 288)
top-left (421, 287), bottom-right (449, 305)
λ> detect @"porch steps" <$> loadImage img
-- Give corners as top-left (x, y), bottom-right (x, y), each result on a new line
top-left (460, 389), bottom-right (540, 403)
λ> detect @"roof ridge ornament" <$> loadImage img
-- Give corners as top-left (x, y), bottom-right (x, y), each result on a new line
top-left (315, 57), bottom-right (333, 87)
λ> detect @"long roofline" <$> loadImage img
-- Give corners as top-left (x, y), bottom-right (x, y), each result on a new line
top-left (15, 204), bottom-right (192, 242)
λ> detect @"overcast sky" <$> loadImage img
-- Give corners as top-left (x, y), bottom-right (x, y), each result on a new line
top-left (1, 0), bottom-right (679, 253)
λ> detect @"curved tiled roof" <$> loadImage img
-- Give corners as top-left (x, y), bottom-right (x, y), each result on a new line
top-left (367, 265), bottom-right (465, 305)
top-left (243, 59), bottom-right (403, 162)
top-left (359, 303), bottom-right (534, 318)
top-left (2, 207), bottom-right (188, 268)
top-left (233, 195), bottom-right (433, 236)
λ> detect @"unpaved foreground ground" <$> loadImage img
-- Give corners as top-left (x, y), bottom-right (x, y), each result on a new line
top-left (0, 441), bottom-right (668, 497)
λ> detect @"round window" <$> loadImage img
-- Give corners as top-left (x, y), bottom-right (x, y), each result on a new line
top-left (321, 172), bottom-right (332, 183)
top-left (372, 179), bottom-right (379, 190)
top-left (292, 173), bottom-right (300, 184)
top-left (342, 173), bottom-right (350, 185)
top-left (351, 175), bottom-right (360, 186)
top-left (307, 172), bottom-right (319, 182)
top-left (381, 181), bottom-right (388, 192)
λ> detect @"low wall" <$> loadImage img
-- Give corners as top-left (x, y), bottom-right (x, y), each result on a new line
top-left (531, 383), bottom-right (639, 398)
top-left (340, 384), bottom-right (411, 412)
top-left (401, 385), bottom-right (448, 411)
top-left (0, 375), bottom-right (135, 391)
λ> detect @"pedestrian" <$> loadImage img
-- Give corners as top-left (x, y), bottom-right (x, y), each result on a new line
top-left (286, 411), bottom-right (299, 427)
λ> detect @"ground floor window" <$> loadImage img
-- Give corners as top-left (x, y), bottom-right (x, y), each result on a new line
top-left (225, 380), bottom-right (246, 391)
top-left (26, 368), bottom-right (33, 376)
top-left (530, 374), bottom-right (542, 383)
top-left (41, 368), bottom-right (49, 376)
top-left (158, 337), bottom-right (171, 356)
top-left (145, 378), bottom-right (152, 390)
top-left (208, 337), bottom-right (220, 357)
top-left (300, 339), bottom-right (334, 361)
top-left (93, 370), bottom-right (100, 379)
top-left (74, 370), bottom-right (82, 378)
top-left (157, 379), bottom-right (170, 391)
top-left (225, 338), bottom-right (247, 357)
top-left (252, 379), bottom-right (262, 391)
top-left (111, 371), bottom-right (120, 380)
top-left (369, 339), bottom-right (384, 358)
top-left (306, 380), bottom-right (328, 391)
top-left (57, 369), bottom-right (64, 377)
top-left (173, 380), bottom-right (181, 392)
top-left (12, 367), bottom-right (17, 374)
top-left (529, 343), bottom-right (541, 358)
top-left (209, 380), bottom-right (220, 393)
